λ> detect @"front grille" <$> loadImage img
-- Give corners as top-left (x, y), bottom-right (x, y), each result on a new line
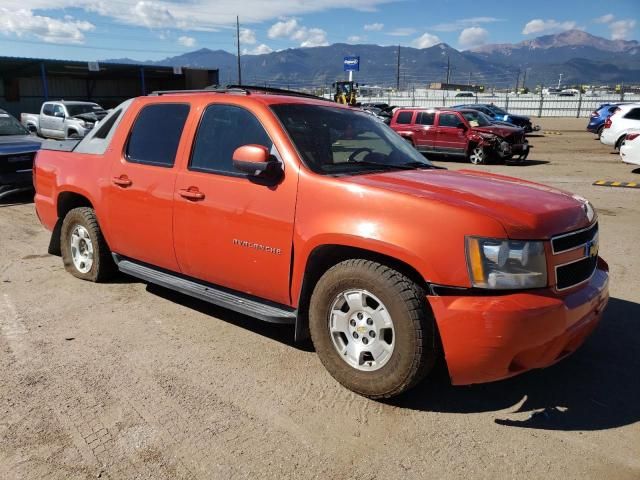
top-left (506, 132), bottom-right (524, 144)
top-left (0, 152), bottom-right (35, 174)
top-left (552, 222), bottom-right (598, 253)
top-left (556, 256), bottom-right (598, 290)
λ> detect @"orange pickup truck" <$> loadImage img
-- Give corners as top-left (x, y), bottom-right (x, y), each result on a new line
top-left (34, 87), bottom-right (609, 398)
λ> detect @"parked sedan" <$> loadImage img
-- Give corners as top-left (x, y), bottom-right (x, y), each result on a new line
top-left (587, 103), bottom-right (629, 138)
top-left (600, 103), bottom-right (640, 151)
top-left (0, 109), bottom-right (42, 200)
top-left (620, 130), bottom-right (640, 169)
top-left (453, 103), bottom-right (540, 133)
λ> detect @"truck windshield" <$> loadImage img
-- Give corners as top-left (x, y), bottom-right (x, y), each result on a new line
top-left (460, 111), bottom-right (492, 127)
top-left (271, 104), bottom-right (433, 175)
top-left (0, 113), bottom-right (29, 136)
top-left (66, 104), bottom-right (104, 116)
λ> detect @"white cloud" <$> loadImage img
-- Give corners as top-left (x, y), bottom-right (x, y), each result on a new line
top-left (364, 22), bottom-right (383, 31)
top-left (268, 18), bottom-right (328, 47)
top-left (522, 18), bottom-right (577, 35)
top-left (609, 19), bottom-right (636, 40)
top-left (178, 35), bottom-right (196, 47)
top-left (387, 27), bottom-right (416, 37)
top-left (594, 14), bottom-right (615, 24)
top-left (0, 8), bottom-right (94, 44)
top-left (268, 18), bottom-right (299, 38)
top-left (458, 27), bottom-right (488, 49)
top-left (240, 27), bottom-right (256, 45)
top-left (348, 35), bottom-right (363, 43)
top-left (243, 43), bottom-right (273, 55)
top-left (131, 1), bottom-right (177, 28)
top-left (411, 32), bottom-right (440, 49)
top-left (432, 17), bottom-right (502, 32)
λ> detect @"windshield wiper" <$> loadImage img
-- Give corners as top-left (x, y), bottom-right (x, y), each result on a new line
top-left (400, 161), bottom-right (447, 170)
top-left (347, 160), bottom-right (417, 170)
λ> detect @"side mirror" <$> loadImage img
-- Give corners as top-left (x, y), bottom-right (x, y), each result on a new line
top-left (54, 111), bottom-right (65, 118)
top-left (232, 144), bottom-right (282, 178)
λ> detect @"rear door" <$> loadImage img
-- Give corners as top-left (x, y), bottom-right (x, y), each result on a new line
top-left (435, 112), bottom-right (467, 155)
top-left (39, 103), bottom-right (56, 137)
top-left (391, 110), bottom-right (416, 142)
top-left (172, 102), bottom-right (298, 305)
top-left (412, 111), bottom-right (436, 152)
top-left (50, 104), bottom-right (66, 139)
top-left (106, 102), bottom-right (190, 272)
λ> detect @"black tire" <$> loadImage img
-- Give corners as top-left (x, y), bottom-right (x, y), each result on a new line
top-left (60, 207), bottom-right (115, 282)
top-left (467, 145), bottom-right (487, 165)
top-left (68, 131), bottom-right (80, 139)
top-left (596, 126), bottom-right (604, 139)
top-left (309, 259), bottom-right (436, 399)
top-left (615, 135), bottom-right (626, 152)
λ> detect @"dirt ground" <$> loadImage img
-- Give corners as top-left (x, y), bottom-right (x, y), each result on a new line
top-left (1, 120), bottom-right (639, 480)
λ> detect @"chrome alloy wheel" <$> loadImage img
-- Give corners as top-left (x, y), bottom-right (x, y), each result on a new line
top-left (469, 146), bottom-right (485, 164)
top-left (328, 289), bottom-right (395, 371)
top-left (70, 224), bottom-right (94, 274)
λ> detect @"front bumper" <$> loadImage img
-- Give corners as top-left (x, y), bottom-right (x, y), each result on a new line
top-left (497, 140), bottom-right (529, 158)
top-left (428, 265), bottom-right (609, 385)
top-left (0, 170), bottom-right (33, 200)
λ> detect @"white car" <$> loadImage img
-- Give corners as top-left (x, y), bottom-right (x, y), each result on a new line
top-left (600, 103), bottom-right (640, 150)
top-left (620, 130), bottom-right (640, 168)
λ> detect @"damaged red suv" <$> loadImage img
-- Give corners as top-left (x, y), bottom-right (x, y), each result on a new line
top-left (390, 108), bottom-right (529, 164)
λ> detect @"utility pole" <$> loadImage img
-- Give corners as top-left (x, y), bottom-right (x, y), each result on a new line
top-left (468, 71), bottom-right (472, 87)
top-left (445, 55), bottom-right (451, 86)
top-left (514, 69), bottom-right (521, 95)
top-left (557, 73), bottom-right (563, 90)
top-left (396, 45), bottom-right (401, 91)
top-left (236, 16), bottom-right (242, 85)
top-left (522, 69), bottom-right (527, 91)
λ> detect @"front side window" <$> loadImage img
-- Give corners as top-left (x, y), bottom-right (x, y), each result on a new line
top-left (438, 113), bottom-right (462, 127)
top-left (417, 112), bottom-right (435, 125)
top-left (190, 104), bottom-right (273, 175)
top-left (271, 103), bottom-right (433, 176)
top-left (126, 103), bottom-right (189, 167)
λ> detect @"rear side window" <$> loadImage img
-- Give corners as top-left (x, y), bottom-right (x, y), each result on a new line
top-left (624, 108), bottom-right (640, 120)
top-left (439, 113), bottom-right (461, 127)
top-left (417, 112), bottom-right (435, 125)
top-left (190, 104), bottom-right (273, 175)
top-left (126, 103), bottom-right (189, 167)
top-left (42, 104), bottom-right (54, 116)
top-left (395, 111), bottom-right (413, 125)
top-left (94, 109), bottom-right (121, 139)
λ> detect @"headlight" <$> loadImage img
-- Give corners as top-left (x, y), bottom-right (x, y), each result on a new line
top-left (466, 237), bottom-right (547, 289)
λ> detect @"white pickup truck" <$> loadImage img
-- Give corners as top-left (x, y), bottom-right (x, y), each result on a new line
top-left (21, 101), bottom-right (107, 139)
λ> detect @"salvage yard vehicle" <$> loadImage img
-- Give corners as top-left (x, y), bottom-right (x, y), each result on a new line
top-left (620, 130), bottom-right (640, 168)
top-left (587, 103), bottom-right (629, 138)
top-left (600, 103), bottom-right (640, 151)
top-left (390, 107), bottom-right (529, 164)
top-left (34, 87), bottom-right (609, 399)
top-left (0, 109), bottom-right (41, 200)
top-left (21, 100), bottom-right (107, 140)
top-left (453, 103), bottom-right (540, 133)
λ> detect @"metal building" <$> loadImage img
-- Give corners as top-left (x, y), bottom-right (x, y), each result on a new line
top-left (0, 56), bottom-right (219, 117)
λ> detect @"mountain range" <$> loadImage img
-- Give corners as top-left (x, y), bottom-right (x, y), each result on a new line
top-left (106, 30), bottom-right (639, 89)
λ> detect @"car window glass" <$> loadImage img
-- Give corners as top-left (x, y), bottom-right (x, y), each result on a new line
top-left (94, 109), bottom-right (121, 139)
top-left (190, 104), bottom-right (273, 175)
top-left (53, 105), bottom-right (64, 116)
top-left (624, 108), bottom-right (640, 120)
top-left (439, 113), bottom-right (461, 127)
top-left (126, 103), bottom-right (189, 167)
top-left (395, 111), bottom-right (413, 124)
top-left (417, 112), bottom-right (435, 125)
top-left (43, 104), bottom-right (54, 116)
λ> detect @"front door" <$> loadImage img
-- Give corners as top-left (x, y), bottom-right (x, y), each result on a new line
top-left (106, 102), bottom-right (191, 272)
top-left (173, 103), bottom-right (298, 305)
top-left (413, 111), bottom-right (436, 151)
top-left (435, 112), bottom-right (468, 155)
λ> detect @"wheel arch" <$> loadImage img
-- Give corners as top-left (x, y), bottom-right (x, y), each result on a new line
top-left (48, 191), bottom-right (95, 256)
top-left (293, 243), bottom-right (430, 342)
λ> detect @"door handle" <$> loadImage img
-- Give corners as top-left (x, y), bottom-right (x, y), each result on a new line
top-left (112, 175), bottom-right (132, 187)
top-left (179, 188), bottom-right (205, 201)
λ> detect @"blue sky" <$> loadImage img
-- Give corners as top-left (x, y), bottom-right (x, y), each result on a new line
top-left (0, 0), bottom-right (637, 61)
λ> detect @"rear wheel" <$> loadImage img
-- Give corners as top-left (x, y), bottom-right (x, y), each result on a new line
top-left (615, 135), bottom-right (626, 151)
top-left (596, 126), bottom-right (604, 139)
top-left (468, 145), bottom-right (486, 164)
top-left (60, 207), bottom-right (115, 282)
top-left (309, 259), bottom-right (435, 399)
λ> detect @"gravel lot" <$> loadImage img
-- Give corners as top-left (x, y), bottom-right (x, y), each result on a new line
top-left (1, 120), bottom-right (639, 479)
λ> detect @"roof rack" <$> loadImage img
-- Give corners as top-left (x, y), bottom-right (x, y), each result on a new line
top-left (150, 84), bottom-right (333, 102)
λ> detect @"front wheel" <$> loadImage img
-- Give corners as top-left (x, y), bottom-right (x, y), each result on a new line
top-left (615, 135), bottom-right (626, 152)
top-left (60, 207), bottom-right (115, 282)
top-left (309, 259), bottom-right (436, 399)
top-left (468, 145), bottom-right (486, 164)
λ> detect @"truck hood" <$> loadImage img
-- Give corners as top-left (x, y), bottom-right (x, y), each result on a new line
top-left (347, 169), bottom-right (593, 238)
top-left (0, 135), bottom-right (42, 155)
top-left (72, 111), bottom-right (107, 122)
